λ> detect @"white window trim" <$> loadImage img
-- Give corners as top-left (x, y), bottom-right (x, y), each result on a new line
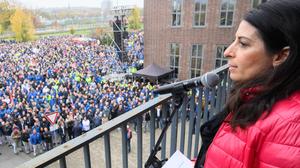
top-left (169, 43), bottom-right (181, 76)
top-left (171, 0), bottom-right (183, 27)
top-left (193, 0), bottom-right (208, 28)
top-left (218, 0), bottom-right (236, 27)
top-left (215, 45), bottom-right (228, 68)
top-left (190, 44), bottom-right (204, 78)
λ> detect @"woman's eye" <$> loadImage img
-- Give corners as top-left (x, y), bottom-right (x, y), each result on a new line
top-left (239, 42), bottom-right (248, 47)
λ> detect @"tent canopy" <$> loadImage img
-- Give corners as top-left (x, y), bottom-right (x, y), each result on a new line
top-left (134, 63), bottom-right (173, 80)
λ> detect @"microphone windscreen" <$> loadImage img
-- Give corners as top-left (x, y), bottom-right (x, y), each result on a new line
top-left (200, 72), bottom-right (220, 88)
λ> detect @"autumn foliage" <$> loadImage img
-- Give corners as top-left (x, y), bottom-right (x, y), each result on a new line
top-left (0, 1), bottom-right (14, 34)
top-left (128, 7), bottom-right (142, 30)
top-left (10, 8), bottom-right (35, 42)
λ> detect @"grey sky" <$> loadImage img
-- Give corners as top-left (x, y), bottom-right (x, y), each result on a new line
top-left (15, 0), bottom-right (143, 9)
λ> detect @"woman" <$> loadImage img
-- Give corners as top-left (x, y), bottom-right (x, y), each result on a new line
top-left (196, 0), bottom-right (300, 167)
top-left (11, 124), bottom-right (21, 154)
top-left (81, 116), bottom-right (90, 133)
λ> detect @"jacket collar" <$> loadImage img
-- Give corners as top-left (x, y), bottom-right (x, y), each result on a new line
top-left (240, 86), bottom-right (263, 102)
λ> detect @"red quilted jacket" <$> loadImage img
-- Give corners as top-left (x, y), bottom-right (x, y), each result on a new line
top-left (204, 90), bottom-right (300, 168)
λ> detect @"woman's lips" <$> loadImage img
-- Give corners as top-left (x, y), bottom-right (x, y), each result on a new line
top-left (229, 64), bottom-right (237, 71)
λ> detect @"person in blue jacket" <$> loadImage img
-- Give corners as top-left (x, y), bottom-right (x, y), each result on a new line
top-left (30, 129), bottom-right (42, 156)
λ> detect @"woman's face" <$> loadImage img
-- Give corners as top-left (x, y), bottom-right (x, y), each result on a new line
top-left (224, 20), bottom-right (274, 83)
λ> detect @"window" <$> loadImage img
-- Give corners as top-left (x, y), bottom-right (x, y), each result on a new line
top-left (171, 0), bottom-right (182, 27)
top-left (170, 43), bottom-right (180, 78)
top-left (193, 0), bottom-right (208, 27)
top-left (219, 0), bottom-right (236, 27)
top-left (190, 44), bottom-right (203, 78)
top-left (252, 0), bottom-right (268, 8)
top-left (215, 45), bottom-right (228, 68)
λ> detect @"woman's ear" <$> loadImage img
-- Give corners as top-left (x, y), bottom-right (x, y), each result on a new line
top-left (272, 46), bottom-right (290, 67)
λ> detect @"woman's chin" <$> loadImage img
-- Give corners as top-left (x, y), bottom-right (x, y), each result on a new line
top-left (229, 74), bottom-right (241, 82)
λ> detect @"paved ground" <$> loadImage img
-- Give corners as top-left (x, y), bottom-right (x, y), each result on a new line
top-left (1, 121), bottom-right (199, 168)
top-left (0, 144), bottom-right (34, 168)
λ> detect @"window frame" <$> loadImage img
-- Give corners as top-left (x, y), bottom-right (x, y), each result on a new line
top-left (215, 45), bottom-right (228, 68)
top-left (251, 0), bottom-right (268, 8)
top-left (193, 0), bottom-right (208, 27)
top-left (190, 44), bottom-right (203, 78)
top-left (170, 43), bottom-right (180, 78)
top-left (219, 0), bottom-right (236, 27)
top-left (171, 0), bottom-right (183, 27)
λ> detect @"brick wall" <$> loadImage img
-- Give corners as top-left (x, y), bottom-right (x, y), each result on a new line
top-left (144, 0), bottom-right (252, 80)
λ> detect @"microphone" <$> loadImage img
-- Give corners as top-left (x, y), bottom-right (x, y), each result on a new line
top-left (153, 72), bottom-right (220, 94)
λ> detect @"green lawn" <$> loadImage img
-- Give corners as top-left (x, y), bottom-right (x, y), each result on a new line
top-left (1, 28), bottom-right (94, 40)
top-left (37, 29), bottom-right (93, 38)
top-left (1, 26), bottom-right (144, 41)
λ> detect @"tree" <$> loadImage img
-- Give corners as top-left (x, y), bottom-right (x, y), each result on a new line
top-left (100, 33), bottom-right (113, 46)
top-left (92, 27), bottom-right (104, 39)
top-left (10, 8), bottom-right (35, 42)
top-left (128, 7), bottom-right (142, 30)
top-left (0, 24), bottom-right (3, 34)
top-left (0, 1), bottom-right (14, 32)
top-left (91, 28), bottom-right (112, 45)
top-left (70, 27), bottom-right (75, 35)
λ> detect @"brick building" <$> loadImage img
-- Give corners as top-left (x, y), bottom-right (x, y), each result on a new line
top-left (144, 0), bottom-right (268, 80)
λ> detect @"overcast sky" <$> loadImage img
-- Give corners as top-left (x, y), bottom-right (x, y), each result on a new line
top-left (15, 0), bottom-right (143, 9)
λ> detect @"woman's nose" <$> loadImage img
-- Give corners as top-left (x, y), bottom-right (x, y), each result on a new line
top-left (224, 43), bottom-right (234, 58)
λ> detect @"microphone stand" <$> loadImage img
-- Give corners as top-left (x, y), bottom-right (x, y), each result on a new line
top-left (145, 91), bottom-right (186, 168)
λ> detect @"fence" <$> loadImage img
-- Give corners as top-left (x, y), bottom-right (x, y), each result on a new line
top-left (17, 64), bottom-right (230, 168)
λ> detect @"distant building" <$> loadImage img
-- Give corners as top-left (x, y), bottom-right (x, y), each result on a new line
top-left (144, 0), bottom-right (268, 80)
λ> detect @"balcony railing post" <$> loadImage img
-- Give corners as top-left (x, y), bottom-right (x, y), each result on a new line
top-left (170, 99), bottom-right (179, 155)
top-left (104, 133), bottom-right (112, 168)
top-left (179, 94), bottom-right (188, 153)
top-left (137, 115), bottom-right (143, 168)
top-left (161, 103), bottom-right (169, 160)
top-left (187, 89), bottom-right (196, 159)
top-left (193, 87), bottom-right (204, 158)
top-left (216, 81), bottom-right (223, 113)
top-left (203, 88), bottom-right (210, 122)
top-left (83, 144), bottom-right (91, 168)
top-left (225, 70), bottom-right (231, 103)
top-left (210, 88), bottom-right (217, 117)
top-left (121, 125), bottom-right (128, 168)
top-left (228, 71), bottom-right (232, 93)
top-left (150, 107), bottom-right (156, 150)
top-left (59, 157), bottom-right (67, 168)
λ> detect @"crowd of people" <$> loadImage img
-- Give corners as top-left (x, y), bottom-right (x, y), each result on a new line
top-left (124, 31), bottom-right (144, 70)
top-left (0, 32), bottom-right (154, 156)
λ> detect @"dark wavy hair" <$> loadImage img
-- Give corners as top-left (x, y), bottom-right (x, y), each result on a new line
top-left (226, 0), bottom-right (300, 129)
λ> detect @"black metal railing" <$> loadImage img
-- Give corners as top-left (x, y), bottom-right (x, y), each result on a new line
top-left (16, 65), bottom-right (230, 168)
